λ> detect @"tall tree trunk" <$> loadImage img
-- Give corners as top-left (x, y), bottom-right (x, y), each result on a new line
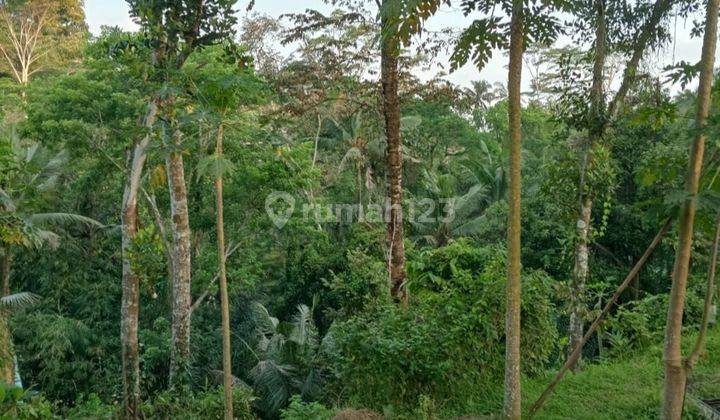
top-left (1, 249), bottom-right (9, 298)
top-left (504, 0), bottom-right (523, 417)
top-left (380, 0), bottom-right (407, 307)
top-left (0, 248), bottom-right (12, 385)
top-left (120, 103), bottom-right (156, 419)
top-left (569, 0), bottom-right (606, 365)
top-left (569, 197), bottom-right (592, 362)
top-left (166, 129), bottom-right (193, 391)
top-left (663, 0), bottom-right (718, 417)
top-left (120, 136), bottom-right (150, 419)
top-left (566, 0), bottom-right (672, 365)
top-left (214, 123), bottom-right (233, 420)
top-left (0, 315), bottom-right (12, 385)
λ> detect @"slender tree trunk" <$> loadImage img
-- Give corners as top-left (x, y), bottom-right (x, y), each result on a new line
top-left (504, 0), bottom-right (523, 418)
top-left (120, 103), bottom-right (156, 419)
top-left (569, 196), bottom-right (592, 362)
top-left (567, 0), bottom-right (672, 363)
top-left (312, 113), bottom-right (321, 168)
top-left (121, 165), bottom-right (142, 419)
top-left (214, 123), bottom-right (233, 420)
top-left (1, 249), bottom-right (9, 297)
top-left (663, 0), bottom-right (718, 417)
top-left (606, 0), bottom-right (674, 117)
top-left (120, 143), bottom-right (145, 419)
top-left (166, 129), bottom-right (193, 391)
top-left (569, 0), bottom-right (606, 366)
top-left (0, 248), bottom-right (12, 385)
top-left (0, 315), bottom-right (12, 385)
top-left (380, 0), bottom-right (407, 307)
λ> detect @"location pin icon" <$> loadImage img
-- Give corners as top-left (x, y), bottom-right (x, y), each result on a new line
top-left (265, 191), bottom-right (295, 229)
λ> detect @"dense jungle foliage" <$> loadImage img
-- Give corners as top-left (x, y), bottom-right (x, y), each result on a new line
top-left (0, 0), bottom-right (719, 419)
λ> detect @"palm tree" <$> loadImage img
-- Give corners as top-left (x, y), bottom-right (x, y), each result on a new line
top-left (465, 80), bottom-right (505, 111)
top-left (331, 112), bottom-right (383, 207)
top-left (410, 166), bottom-right (493, 246)
top-left (457, 139), bottom-right (508, 204)
top-left (0, 139), bottom-right (102, 384)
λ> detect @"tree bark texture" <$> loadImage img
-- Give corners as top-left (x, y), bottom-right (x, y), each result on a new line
top-left (120, 103), bottom-right (156, 419)
top-left (214, 123), bottom-right (234, 420)
top-left (381, 0), bottom-right (407, 307)
top-left (504, 0), bottom-right (524, 418)
top-left (663, 0), bottom-right (718, 417)
top-left (166, 132), bottom-right (193, 390)
top-left (1, 250), bottom-right (9, 297)
top-left (568, 0), bottom-right (673, 365)
top-left (0, 249), bottom-right (12, 385)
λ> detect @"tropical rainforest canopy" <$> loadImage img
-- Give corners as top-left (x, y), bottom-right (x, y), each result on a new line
top-left (0, 0), bottom-right (719, 419)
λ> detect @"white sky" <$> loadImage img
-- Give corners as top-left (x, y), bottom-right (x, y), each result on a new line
top-left (84, 0), bottom-right (706, 92)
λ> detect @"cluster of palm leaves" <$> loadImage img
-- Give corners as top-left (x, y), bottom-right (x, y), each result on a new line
top-left (410, 138), bottom-right (507, 246)
top-left (0, 134), bottom-right (102, 388)
top-left (0, 138), bottom-right (103, 250)
top-left (246, 302), bottom-right (328, 415)
top-left (323, 105), bottom-right (509, 246)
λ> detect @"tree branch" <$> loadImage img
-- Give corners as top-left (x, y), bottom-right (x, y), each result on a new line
top-left (685, 215), bottom-right (720, 368)
top-left (190, 242), bottom-right (241, 314)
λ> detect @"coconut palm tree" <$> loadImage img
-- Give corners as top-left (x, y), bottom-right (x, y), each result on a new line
top-left (0, 138), bottom-right (102, 384)
top-left (331, 111), bottom-right (384, 207)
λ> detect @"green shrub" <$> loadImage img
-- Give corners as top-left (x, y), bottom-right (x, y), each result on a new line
top-left (140, 386), bottom-right (256, 419)
top-left (65, 394), bottom-right (116, 419)
top-left (325, 248), bottom-right (390, 318)
top-left (280, 395), bottom-right (334, 420)
top-left (0, 384), bottom-right (54, 419)
top-left (327, 241), bottom-right (559, 414)
top-left (604, 277), bottom-right (706, 357)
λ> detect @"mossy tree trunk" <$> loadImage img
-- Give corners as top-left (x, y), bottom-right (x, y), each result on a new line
top-left (166, 128), bottom-right (193, 390)
top-left (380, 0), bottom-right (407, 307)
top-left (569, 0), bottom-right (606, 366)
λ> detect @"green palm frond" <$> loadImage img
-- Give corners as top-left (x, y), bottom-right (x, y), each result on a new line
top-left (32, 229), bottom-right (60, 249)
top-left (265, 334), bottom-right (286, 360)
top-left (453, 184), bottom-right (490, 221)
top-left (0, 188), bottom-right (16, 212)
top-left (299, 367), bottom-right (323, 400)
top-left (0, 292), bottom-right (39, 310)
top-left (250, 302), bottom-right (279, 336)
top-left (289, 304), bottom-right (318, 349)
top-left (27, 213), bottom-right (104, 228)
top-left (452, 215), bottom-right (488, 238)
top-left (339, 147), bottom-right (363, 171)
top-left (250, 359), bottom-right (296, 412)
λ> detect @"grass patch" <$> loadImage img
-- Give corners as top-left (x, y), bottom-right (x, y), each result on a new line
top-left (520, 327), bottom-right (720, 419)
